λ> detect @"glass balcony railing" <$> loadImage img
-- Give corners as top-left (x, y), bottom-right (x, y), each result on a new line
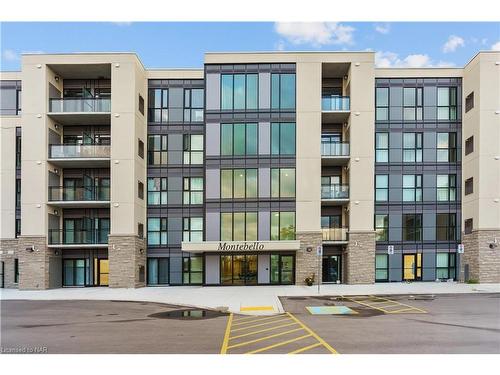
top-left (322, 96), bottom-right (350, 111)
top-left (321, 184), bottom-right (350, 199)
top-left (321, 142), bottom-right (350, 157)
top-left (48, 186), bottom-right (110, 202)
top-left (322, 227), bottom-right (349, 241)
top-left (49, 98), bottom-right (111, 113)
top-left (49, 144), bottom-right (111, 159)
top-left (48, 229), bottom-right (109, 245)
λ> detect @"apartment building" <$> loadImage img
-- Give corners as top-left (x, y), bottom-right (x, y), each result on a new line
top-left (0, 51), bottom-right (498, 289)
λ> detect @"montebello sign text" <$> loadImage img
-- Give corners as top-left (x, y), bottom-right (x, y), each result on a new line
top-left (218, 242), bottom-right (265, 251)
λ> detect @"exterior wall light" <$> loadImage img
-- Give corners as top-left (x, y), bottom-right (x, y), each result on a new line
top-left (114, 113), bottom-right (120, 118)
top-left (113, 203), bottom-right (119, 207)
top-left (36, 64), bottom-right (42, 68)
top-left (354, 62), bottom-right (360, 66)
top-left (36, 114), bottom-right (42, 118)
top-left (115, 63), bottom-right (120, 68)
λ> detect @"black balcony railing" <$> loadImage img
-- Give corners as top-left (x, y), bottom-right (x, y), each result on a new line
top-left (322, 227), bottom-right (349, 241)
top-left (48, 229), bottom-right (109, 245)
top-left (321, 184), bottom-right (350, 199)
top-left (322, 96), bottom-right (350, 111)
top-left (49, 144), bottom-right (111, 159)
top-left (48, 186), bottom-right (110, 202)
top-left (321, 142), bottom-right (350, 157)
top-left (49, 98), bottom-right (111, 113)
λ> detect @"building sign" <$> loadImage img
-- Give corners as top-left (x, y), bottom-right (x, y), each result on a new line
top-left (218, 242), bottom-right (265, 251)
top-left (181, 240), bottom-right (301, 253)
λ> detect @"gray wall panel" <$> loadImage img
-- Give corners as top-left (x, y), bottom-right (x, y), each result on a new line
top-left (206, 123), bottom-right (220, 156)
top-left (206, 73), bottom-right (220, 110)
top-left (259, 168), bottom-right (270, 198)
top-left (205, 255), bottom-right (220, 284)
top-left (206, 212), bottom-right (220, 241)
top-left (258, 211), bottom-right (270, 240)
top-left (258, 254), bottom-right (270, 284)
top-left (259, 122), bottom-right (270, 155)
top-left (169, 256), bottom-right (183, 284)
top-left (206, 169), bottom-right (220, 199)
top-left (389, 253), bottom-right (402, 282)
top-left (259, 73), bottom-right (270, 110)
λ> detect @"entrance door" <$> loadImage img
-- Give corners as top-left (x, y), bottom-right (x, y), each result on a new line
top-left (403, 254), bottom-right (422, 281)
top-left (94, 258), bottom-right (109, 286)
top-left (270, 254), bottom-right (295, 285)
top-left (322, 255), bottom-right (341, 283)
top-left (220, 255), bottom-right (258, 285)
top-left (0, 261), bottom-right (4, 288)
top-left (63, 259), bottom-right (86, 286)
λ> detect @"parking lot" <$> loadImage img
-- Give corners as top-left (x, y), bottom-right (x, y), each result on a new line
top-left (1, 293), bottom-right (499, 354)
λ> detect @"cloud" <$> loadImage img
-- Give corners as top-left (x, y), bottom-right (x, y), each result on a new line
top-left (375, 51), bottom-right (455, 68)
top-left (374, 23), bottom-right (390, 34)
top-left (274, 40), bottom-right (285, 51)
top-left (491, 41), bottom-right (500, 51)
top-left (111, 22), bottom-right (132, 26)
top-left (3, 49), bottom-right (19, 61)
top-left (274, 22), bottom-right (355, 47)
top-left (442, 35), bottom-right (465, 53)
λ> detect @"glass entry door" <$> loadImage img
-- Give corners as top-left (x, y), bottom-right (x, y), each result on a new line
top-left (270, 254), bottom-right (295, 285)
top-left (322, 255), bottom-right (341, 283)
top-left (403, 254), bottom-right (422, 281)
top-left (63, 259), bottom-right (86, 286)
top-left (221, 255), bottom-right (258, 285)
top-left (94, 258), bottom-right (109, 286)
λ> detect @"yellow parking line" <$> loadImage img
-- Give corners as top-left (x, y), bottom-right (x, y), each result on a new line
top-left (246, 334), bottom-right (312, 354)
top-left (288, 342), bottom-right (322, 354)
top-left (231, 317), bottom-right (291, 332)
top-left (232, 315), bottom-right (284, 327)
top-left (370, 295), bottom-right (427, 313)
top-left (232, 315), bottom-right (265, 323)
top-left (229, 322), bottom-right (298, 340)
top-left (240, 305), bottom-right (274, 312)
top-left (286, 312), bottom-right (338, 354)
top-left (227, 328), bottom-right (303, 349)
top-left (387, 308), bottom-right (426, 314)
top-left (220, 313), bottom-right (233, 354)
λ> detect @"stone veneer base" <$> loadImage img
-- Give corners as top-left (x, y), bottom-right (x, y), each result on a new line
top-left (108, 235), bottom-right (147, 288)
top-left (461, 229), bottom-right (500, 283)
top-left (295, 232), bottom-right (323, 285)
top-left (0, 238), bottom-right (19, 288)
top-left (346, 231), bottom-right (376, 284)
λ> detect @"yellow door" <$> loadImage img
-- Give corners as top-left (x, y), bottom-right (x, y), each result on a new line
top-left (99, 259), bottom-right (109, 286)
top-left (403, 255), bottom-right (415, 280)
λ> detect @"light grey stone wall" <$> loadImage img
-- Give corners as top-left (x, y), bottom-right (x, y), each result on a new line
top-left (108, 235), bottom-right (146, 288)
top-left (295, 232), bottom-right (323, 285)
top-left (17, 236), bottom-right (52, 290)
top-left (0, 239), bottom-right (19, 288)
top-left (346, 231), bottom-right (376, 284)
top-left (461, 230), bottom-right (500, 283)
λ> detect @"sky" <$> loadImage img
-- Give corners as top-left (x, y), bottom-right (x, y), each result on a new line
top-left (1, 22), bottom-right (499, 71)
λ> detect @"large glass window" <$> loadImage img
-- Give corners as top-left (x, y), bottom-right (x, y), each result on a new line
top-left (271, 73), bottom-right (296, 110)
top-left (183, 217), bottom-right (203, 242)
top-left (271, 212), bottom-right (295, 240)
top-left (148, 135), bottom-right (168, 165)
top-left (375, 254), bottom-right (389, 281)
top-left (436, 213), bottom-right (457, 241)
top-left (183, 88), bottom-right (204, 122)
top-left (147, 177), bottom-right (167, 205)
top-left (63, 259), bottom-right (87, 286)
top-left (437, 175), bottom-right (456, 201)
top-left (183, 177), bottom-right (203, 205)
top-left (375, 175), bottom-right (389, 201)
top-left (148, 88), bottom-right (168, 123)
top-left (220, 123), bottom-right (258, 156)
top-left (220, 212), bottom-right (258, 241)
top-left (271, 122), bottom-right (296, 155)
top-left (220, 169), bottom-right (258, 199)
top-left (437, 132), bottom-right (457, 162)
top-left (271, 168), bottom-right (295, 198)
top-left (436, 253), bottom-right (456, 280)
top-left (375, 87), bottom-right (389, 121)
top-left (402, 214), bottom-right (422, 241)
top-left (221, 74), bottom-right (258, 111)
top-left (183, 134), bottom-right (204, 164)
top-left (403, 175), bottom-right (422, 202)
top-left (437, 87), bottom-right (457, 120)
top-left (403, 87), bottom-right (423, 121)
top-left (147, 258), bottom-right (169, 285)
top-left (375, 133), bottom-right (389, 162)
top-left (183, 256), bottom-right (203, 284)
top-left (375, 214), bottom-right (389, 241)
top-left (403, 133), bottom-right (423, 163)
top-left (147, 218), bottom-right (167, 246)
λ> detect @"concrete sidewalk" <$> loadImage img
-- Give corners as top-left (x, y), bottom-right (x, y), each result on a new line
top-left (1, 282), bottom-right (499, 315)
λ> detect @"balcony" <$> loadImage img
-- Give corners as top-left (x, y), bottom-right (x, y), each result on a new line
top-left (321, 142), bottom-right (350, 165)
top-left (48, 98), bottom-right (111, 125)
top-left (322, 95), bottom-right (350, 123)
top-left (48, 229), bottom-right (109, 248)
top-left (48, 186), bottom-right (110, 208)
top-left (321, 184), bottom-right (349, 204)
top-left (322, 227), bottom-right (349, 243)
top-left (48, 144), bottom-right (111, 167)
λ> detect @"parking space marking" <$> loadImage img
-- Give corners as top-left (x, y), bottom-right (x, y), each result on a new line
top-left (246, 334), bottom-right (312, 354)
top-left (220, 313), bottom-right (234, 354)
top-left (288, 342), bottom-right (322, 354)
top-left (231, 317), bottom-right (291, 332)
top-left (229, 322), bottom-right (298, 340)
top-left (227, 328), bottom-right (304, 349)
top-left (240, 305), bottom-right (274, 312)
top-left (342, 295), bottom-right (427, 314)
top-left (232, 315), bottom-right (283, 327)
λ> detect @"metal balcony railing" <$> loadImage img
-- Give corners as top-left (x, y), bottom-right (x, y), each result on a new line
top-left (48, 186), bottom-right (110, 202)
top-left (322, 96), bottom-right (350, 111)
top-left (48, 229), bottom-right (109, 245)
top-left (322, 227), bottom-right (349, 241)
top-left (49, 98), bottom-right (111, 113)
top-left (49, 144), bottom-right (111, 159)
top-left (321, 184), bottom-right (350, 199)
top-left (321, 142), bottom-right (350, 157)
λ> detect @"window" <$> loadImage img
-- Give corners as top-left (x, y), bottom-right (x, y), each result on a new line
top-left (436, 253), bottom-right (456, 280)
top-left (271, 212), bottom-right (295, 240)
top-left (271, 73), bottom-right (296, 110)
top-left (184, 88), bottom-right (204, 122)
top-left (220, 169), bottom-right (258, 199)
top-left (375, 254), bottom-right (389, 281)
top-left (183, 256), bottom-right (203, 284)
top-left (138, 94), bottom-right (144, 115)
top-left (221, 212), bottom-right (258, 241)
top-left (138, 223), bottom-right (144, 238)
top-left (271, 122), bottom-right (296, 155)
top-left (375, 214), bottom-right (389, 241)
top-left (403, 133), bottom-right (423, 163)
top-left (375, 87), bottom-right (389, 121)
top-left (148, 135), bottom-right (168, 165)
top-left (402, 214), bottom-right (422, 241)
top-left (220, 123), bottom-right (258, 156)
top-left (437, 87), bottom-right (457, 120)
top-left (375, 133), bottom-right (389, 162)
top-left (15, 179), bottom-right (21, 208)
top-left (183, 134), bottom-right (204, 164)
top-left (147, 258), bottom-right (169, 285)
top-left (437, 132), bottom-right (457, 162)
top-left (437, 175), bottom-right (457, 201)
top-left (375, 175), bottom-right (389, 201)
top-left (15, 219), bottom-right (21, 238)
top-left (221, 74), bottom-right (258, 111)
top-left (138, 181), bottom-right (144, 200)
top-left (148, 88), bottom-right (168, 123)
top-left (0, 81), bottom-right (22, 115)
top-left (465, 92), bottom-right (474, 113)
top-left (403, 175), bottom-right (422, 202)
top-left (147, 177), bottom-right (167, 205)
top-left (271, 168), bottom-right (295, 198)
top-left (14, 258), bottom-right (19, 283)
top-left (183, 217), bottom-right (203, 242)
top-left (465, 136), bottom-right (474, 155)
top-left (15, 131), bottom-right (21, 169)
top-left (465, 177), bottom-right (473, 195)
top-left (183, 177), bottom-right (203, 205)
top-left (402, 87), bottom-right (423, 121)
top-left (436, 213), bottom-right (457, 241)
top-left (138, 139), bottom-right (144, 159)
top-left (464, 218), bottom-right (473, 234)
top-left (147, 218), bottom-right (167, 246)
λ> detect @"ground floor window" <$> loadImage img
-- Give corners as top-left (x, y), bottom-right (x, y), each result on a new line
top-left (270, 254), bottom-right (294, 285)
top-left (148, 257), bottom-right (169, 285)
top-left (0, 261), bottom-right (4, 288)
top-left (375, 254), bottom-right (388, 281)
top-left (63, 257), bottom-right (108, 287)
top-left (63, 259), bottom-right (87, 286)
top-left (183, 256), bottom-right (203, 284)
top-left (436, 253), bottom-right (456, 280)
top-left (322, 255), bottom-right (341, 283)
top-left (14, 258), bottom-right (19, 283)
top-left (221, 254), bottom-right (258, 285)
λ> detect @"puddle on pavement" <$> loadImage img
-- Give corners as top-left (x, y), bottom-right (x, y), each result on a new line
top-left (287, 297), bottom-right (308, 300)
top-left (148, 309), bottom-right (228, 320)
